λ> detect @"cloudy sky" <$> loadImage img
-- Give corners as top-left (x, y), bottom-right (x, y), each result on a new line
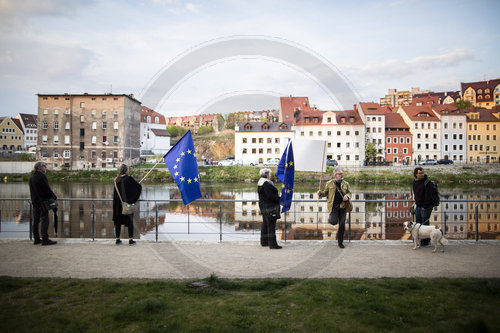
top-left (0, 0), bottom-right (498, 118)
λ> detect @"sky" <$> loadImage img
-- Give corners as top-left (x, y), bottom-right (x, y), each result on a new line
top-left (0, 0), bottom-right (499, 118)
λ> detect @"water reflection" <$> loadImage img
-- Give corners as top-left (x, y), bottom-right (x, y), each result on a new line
top-left (0, 182), bottom-right (498, 240)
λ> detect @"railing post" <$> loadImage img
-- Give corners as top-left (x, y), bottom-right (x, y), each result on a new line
top-left (187, 205), bottom-right (190, 234)
top-left (91, 201), bottom-right (95, 241)
top-left (475, 204), bottom-right (479, 242)
top-left (443, 211), bottom-right (447, 236)
top-left (348, 211), bottom-right (351, 242)
top-left (0, 208), bottom-right (2, 233)
top-left (284, 211), bottom-right (287, 243)
top-left (219, 204), bottom-right (222, 243)
top-left (29, 200), bottom-right (32, 240)
top-left (155, 201), bottom-right (158, 242)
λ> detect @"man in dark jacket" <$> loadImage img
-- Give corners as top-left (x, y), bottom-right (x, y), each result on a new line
top-left (29, 162), bottom-right (57, 245)
top-left (257, 168), bottom-right (282, 249)
top-left (412, 167), bottom-right (434, 246)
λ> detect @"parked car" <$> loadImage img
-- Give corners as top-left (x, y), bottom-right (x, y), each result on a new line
top-left (263, 158), bottom-right (280, 166)
top-left (421, 158), bottom-right (438, 165)
top-left (218, 159), bottom-right (235, 166)
top-left (326, 159), bottom-right (338, 167)
top-left (438, 159), bottom-right (454, 165)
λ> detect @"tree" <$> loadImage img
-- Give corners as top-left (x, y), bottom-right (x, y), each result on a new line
top-left (365, 142), bottom-right (377, 161)
top-left (456, 99), bottom-right (472, 110)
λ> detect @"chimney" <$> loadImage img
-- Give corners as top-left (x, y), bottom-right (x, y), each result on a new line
top-left (353, 104), bottom-right (357, 112)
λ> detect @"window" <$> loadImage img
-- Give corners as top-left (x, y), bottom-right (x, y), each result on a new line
top-left (65, 122), bottom-right (70, 130)
top-left (103, 136), bottom-right (107, 143)
top-left (64, 136), bottom-right (70, 144)
top-left (114, 122), bottom-right (118, 130)
top-left (252, 138), bottom-right (256, 143)
top-left (92, 122), bottom-right (97, 130)
top-left (102, 121), bottom-right (107, 129)
top-left (80, 142), bottom-right (84, 150)
top-left (393, 138), bottom-right (397, 143)
top-left (444, 134), bottom-right (448, 140)
top-left (387, 148), bottom-right (391, 154)
top-left (41, 150), bottom-right (48, 157)
top-left (92, 136), bottom-right (96, 144)
top-left (403, 148), bottom-right (407, 154)
top-left (258, 138), bottom-right (263, 143)
top-left (400, 137), bottom-right (404, 144)
top-left (337, 142), bottom-right (341, 148)
top-left (387, 137), bottom-right (391, 143)
top-left (258, 148), bottom-right (263, 154)
top-left (406, 138), bottom-right (410, 144)
top-left (327, 131), bottom-right (331, 136)
top-left (91, 109), bottom-right (96, 116)
top-left (80, 128), bottom-right (85, 136)
top-left (63, 150), bottom-right (70, 158)
top-left (355, 131), bottom-right (359, 135)
top-left (309, 131), bottom-right (313, 136)
top-left (80, 102), bottom-right (85, 108)
top-left (252, 148), bottom-right (256, 154)
top-left (53, 150), bottom-right (58, 158)
top-left (53, 121), bottom-right (59, 130)
top-left (242, 148), bottom-right (247, 154)
top-left (444, 123), bottom-right (448, 129)
top-left (267, 138), bottom-right (272, 143)
top-left (267, 148), bottom-right (272, 154)
top-left (53, 135), bottom-right (59, 144)
top-left (394, 148), bottom-right (398, 154)
top-left (114, 136), bottom-right (119, 143)
top-left (42, 135), bottom-right (48, 144)
top-left (275, 148), bottom-right (280, 154)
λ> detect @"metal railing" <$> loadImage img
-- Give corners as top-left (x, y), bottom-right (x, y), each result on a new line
top-left (0, 198), bottom-right (498, 242)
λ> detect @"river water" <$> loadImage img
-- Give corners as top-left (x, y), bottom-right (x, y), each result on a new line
top-left (1, 182), bottom-right (499, 241)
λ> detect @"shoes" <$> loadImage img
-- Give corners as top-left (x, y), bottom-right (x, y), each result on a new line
top-left (41, 239), bottom-right (57, 246)
top-left (116, 239), bottom-right (122, 245)
top-left (261, 244), bottom-right (269, 247)
top-left (270, 245), bottom-right (282, 249)
top-left (33, 239), bottom-right (42, 245)
top-left (129, 239), bottom-right (136, 245)
top-left (338, 243), bottom-right (345, 249)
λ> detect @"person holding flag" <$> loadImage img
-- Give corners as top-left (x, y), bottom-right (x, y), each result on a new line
top-left (258, 168), bottom-right (282, 249)
top-left (275, 139), bottom-right (294, 213)
top-left (163, 130), bottom-right (202, 205)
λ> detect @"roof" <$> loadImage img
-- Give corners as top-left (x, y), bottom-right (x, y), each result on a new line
top-left (460, 79), bottom-right (500, 102)
top-left (385, 113), bottom-right (409, 129)
top-left (236, 122), bottom-right (293, 132)
top-left (413, 91), bottom-right (461, 102)
top-left (432, 104), bottom-right (465, 116)
top-left (465, 109), bottom-right (500, 122)
top-left (37, 93), bottom-right (142, 104)
top-left (294, 109), bottom-right (364, 126)
top-left (12, 119), bottom-right (24, 134)
top-left (359, 102), bottom-right (386, 115)
top-left (399, 105), bottom-right (440, 122)
top-left (151, 129), bottom-right (171, 136)
top-left (18, 113), bottom-right (37, 128)
top-left (141, 106), bottom-right (166, 125)
top-left (280, 96), bottom-right (313, 122)
top-left (411, 95), bottom-right (439, 106)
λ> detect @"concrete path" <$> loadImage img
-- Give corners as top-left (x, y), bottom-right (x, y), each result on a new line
top-left (1, 239), bottom-right (499, 279)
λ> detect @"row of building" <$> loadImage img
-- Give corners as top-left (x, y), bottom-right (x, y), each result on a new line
top-left (234, 95), bottom-right (500, 166)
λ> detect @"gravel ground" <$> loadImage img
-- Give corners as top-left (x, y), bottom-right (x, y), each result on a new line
top-left (1, 239), bottom-right (499, 279)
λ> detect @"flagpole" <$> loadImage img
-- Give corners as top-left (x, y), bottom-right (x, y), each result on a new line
top-left (317, 140), bottom-right (327, 211)
top-left (139, 157), bottom-right (164, 184)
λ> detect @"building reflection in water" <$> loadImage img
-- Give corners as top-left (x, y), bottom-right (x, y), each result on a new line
top-left (0, 183), bottom-right (499, 240)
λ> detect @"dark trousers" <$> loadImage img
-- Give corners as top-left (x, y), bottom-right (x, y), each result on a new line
top-left (115, 215), bottom-right (134, 239)
top-left (415, 206), bottom-right (432, 245)
top-left (260, 213), bottom-right (278, 247)
top-left (33, 205), bottom-right (49, 241)
top-left (328, 206), bottom-right (346, 244)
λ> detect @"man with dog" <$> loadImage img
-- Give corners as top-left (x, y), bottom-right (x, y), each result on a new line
top-left (412, 167), bottom-right (434, 246)
top-left (317, 168), bottom-right (351, 249)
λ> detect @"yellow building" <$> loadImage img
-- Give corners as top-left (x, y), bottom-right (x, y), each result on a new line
top-left (461, 79), bottom-right (500, 109)
top-left (465, 109), bottom-right (500, 163)
top-left (0, 117), bottom-right (25, 153)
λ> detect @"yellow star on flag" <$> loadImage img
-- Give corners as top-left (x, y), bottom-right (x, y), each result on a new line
top-left (187, 178), bottom-right (192, 183)
top-left (173, 165), bottom-right (177, 169)
top-left (181, 152), bottom-right (185, 156)
top-left (176, 158), bottom-right (180, 162)
top-left (174, 171), bottom-right (179, 176)
top-left (180, 176), bottom-right (185, 181)
top-left (194, 178), bottom-right (198, 182)
top-left (187, 149), bottom-right (191, 154)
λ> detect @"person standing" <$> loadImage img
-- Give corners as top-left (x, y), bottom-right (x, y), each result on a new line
top-left (113, 164), bottom-right (142, 245)
top-left (412, 167), bottom-right (434, 246)
top-left (317, 168), bottom-right (351, 248)
top-left (29, 162), bottom-right (57, 245)
top-left (258, 168), bottom-right (282, 249)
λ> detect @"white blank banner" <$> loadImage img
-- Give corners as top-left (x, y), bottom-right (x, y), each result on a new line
top-left (292, 139), bottom-right (327, 172)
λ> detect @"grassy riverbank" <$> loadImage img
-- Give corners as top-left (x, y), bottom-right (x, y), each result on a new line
top-left (1, 276), bottom-right (498, 332)
top-left (2, 164), bottom-right (499, 185)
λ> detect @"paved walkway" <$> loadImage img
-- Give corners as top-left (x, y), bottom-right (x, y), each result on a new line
top-left (1, 239), bottom-right (499, 279)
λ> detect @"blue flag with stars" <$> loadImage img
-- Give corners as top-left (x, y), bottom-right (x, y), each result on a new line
top-left (163, 130), bottom-right (202, 205)
top-left (275, 139), bottom-right (294, 213)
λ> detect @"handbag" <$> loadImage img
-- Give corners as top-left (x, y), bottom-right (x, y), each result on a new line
top-left (114, 181), bottom-right (135, 215)
top-left (336, 184), bottom-right (353, 213)
top-left (262, 204), bottom-right (281, 220)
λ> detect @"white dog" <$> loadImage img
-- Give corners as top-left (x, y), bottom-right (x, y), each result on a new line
top-left (403, 221), bottom-right (447, 253)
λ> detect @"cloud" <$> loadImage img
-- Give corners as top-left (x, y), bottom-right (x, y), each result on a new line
top-left (349, 49), bottom-right (475, 79)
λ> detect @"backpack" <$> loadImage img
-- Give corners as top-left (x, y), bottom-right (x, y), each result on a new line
top-left (424, 179), bottom-right (440, 207)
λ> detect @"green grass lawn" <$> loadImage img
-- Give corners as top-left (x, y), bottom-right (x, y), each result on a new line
top-left (1, 276), bottom-right (498, 332)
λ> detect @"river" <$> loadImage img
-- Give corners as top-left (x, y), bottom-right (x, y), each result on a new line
top-left (0, 182), bottom-right (499, 241)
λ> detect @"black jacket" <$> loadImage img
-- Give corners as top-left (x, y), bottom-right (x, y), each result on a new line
top-left (29, 171), bottom-right (56, 205)
top-left (257, 178), bottom-right (280, 213)
top-left (113, 175), bottom-right (142, 222)
top-left (413, 175), bottom-right (433, 208)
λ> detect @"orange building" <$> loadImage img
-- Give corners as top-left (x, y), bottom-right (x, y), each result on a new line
top-left (385, 113), bottom-right (412, 164)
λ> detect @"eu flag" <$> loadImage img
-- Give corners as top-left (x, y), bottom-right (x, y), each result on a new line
top-left (275, 139), bottom-right (294, 213)
top-left (163, 130), bottom-right (202, 205)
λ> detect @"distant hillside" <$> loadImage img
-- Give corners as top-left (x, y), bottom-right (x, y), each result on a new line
top-left (191, 129), bottom-right (235, 161)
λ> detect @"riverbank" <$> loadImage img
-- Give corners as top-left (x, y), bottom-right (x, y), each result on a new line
top-left (1, 164), bottom-right (499, 185)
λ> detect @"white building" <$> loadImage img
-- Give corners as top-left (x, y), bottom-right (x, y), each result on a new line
top-left (292, 108), bottom-right (365, 167)
top-left (15, 113), bottom-right (38, 149)
top-left (358, 103), bottom-right (388, 161)
top-left (234, 121), bottom-right (294, 165)
top-left (397, 105), bottom-right (441, 162)
top-left (432, 104), bottom-right (467, 163)
top-left (140, 106), bottom-right (170, 156)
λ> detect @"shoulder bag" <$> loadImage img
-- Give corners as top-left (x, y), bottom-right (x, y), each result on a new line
top-left (114, 181), bottom-right (135, 215)
top-left (336, 184), bottom-right (353, 212)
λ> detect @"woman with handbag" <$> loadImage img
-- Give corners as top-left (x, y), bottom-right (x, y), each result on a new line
top-left (113, 164), bottom-right (142, 245)
top-left (317, 168), bottom-right (351, 248)
top-left (257, 168), bottom-right (282, 249)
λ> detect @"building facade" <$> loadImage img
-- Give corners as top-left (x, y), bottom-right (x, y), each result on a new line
top-left (384, 113), bottom-right (412, 164)
top-left (0, 117), bottom-right (24, 153)
top-left (140, 106), bottom-right (170, 156)
top-left (15, 113), bottom-right (38, 149)
top-left (464, 109), bottom-right (500, 163)
top-left (358, 103), bottom-right (387, 161)
top-left (37, 93), bottom-right (141, 170)
top-left (461, 79), bottom-right (500, 109)
top-left (432, 104), bottom-right (467, 162)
